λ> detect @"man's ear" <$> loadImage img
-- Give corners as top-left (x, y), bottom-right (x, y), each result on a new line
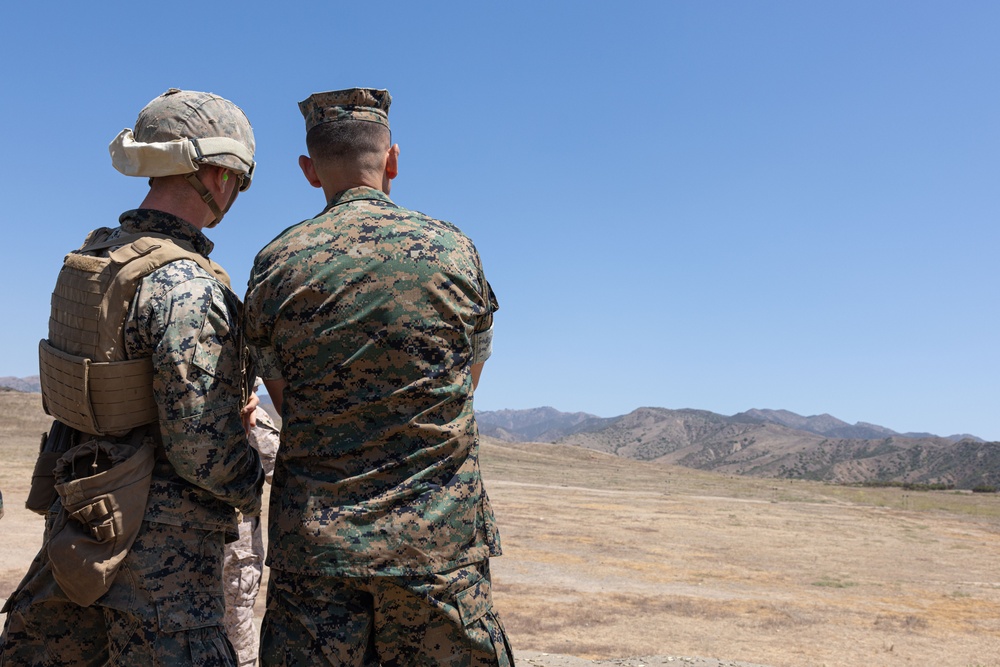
top-left (299, 155), bottom-right (322, 188)
top-left (385, 144), bottom-right (400, 181)
top-left (200, 165), bottom-right (229, 195)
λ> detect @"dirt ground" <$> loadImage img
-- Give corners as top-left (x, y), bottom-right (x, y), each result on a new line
top-left (3, 391), bottom-right (1000, 666)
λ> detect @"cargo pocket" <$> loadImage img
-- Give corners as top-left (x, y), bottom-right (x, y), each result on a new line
top-left (191, 291), bottom-right (234, 380)
top-left (455, 577), bottom-right (492, 627)
top-left (191, 323), bottom-right (225, 378)
top-left (185, 625), bottom-right (239, 666)
top-left (454, 577), bottom-right (516, 667)
top-left (156, 591), bottom-right (225, 633)
top-left (223, 546), bottom-right (262, 608)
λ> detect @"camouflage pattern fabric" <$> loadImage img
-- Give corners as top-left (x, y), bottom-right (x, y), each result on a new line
top-left (297, 88), bottom-right (392, 131)
top-left (114, 210), bottom-right (262, 531)
top-left (1, 522), bottom-right (237, 666)
top-left (223, 410), bottom-right (279, 667)
top-left (244, 186), bottom-right (500, 578)
top-left (260, 562), bottom-right (514, 667)
top-left (0, 210), bottom-right (261, 666)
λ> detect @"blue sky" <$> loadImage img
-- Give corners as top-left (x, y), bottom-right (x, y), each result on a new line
top-left (1, 2), bottom-right (997, 440)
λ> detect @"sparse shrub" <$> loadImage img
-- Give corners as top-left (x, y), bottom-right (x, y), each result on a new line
top-left (874, 613), bottom-right (928, 631)
top-left (811, 577), bottom-right (857, 588)
top-left (858, 481), bottom-right (954, 491)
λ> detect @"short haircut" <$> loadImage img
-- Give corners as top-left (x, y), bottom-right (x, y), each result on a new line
top-left (306, 120), bottom-right (390, 172)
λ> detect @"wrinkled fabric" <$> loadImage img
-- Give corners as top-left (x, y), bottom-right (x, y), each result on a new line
top-left (223, 411), bottom-right (279, 666)
top-left (260, 562), bottom-right (514, 667)
top-left (48, 437), bottom-right (155, 606)
top-left (115, 211), bottom-right (262, 528)
top-left (1, 522), bottom-right (237, 666)
top-left (244, 186), bottom-right (500, 578)
top-left (26, 422), bottom-right (80, 515)
top-left (0, 209), bottom-right (261, 666)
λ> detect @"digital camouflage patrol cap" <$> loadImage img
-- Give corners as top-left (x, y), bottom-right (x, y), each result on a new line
top-left (298, 88), bottom-right (392, 133)
top-left (109, 88), bottom-right (256, 187)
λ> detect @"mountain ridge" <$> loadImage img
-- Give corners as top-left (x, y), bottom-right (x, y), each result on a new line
top-left (0, 376), bottom-right (40, 393)
top-left (478, 404), bottom-right (984, 445)
top-left (478, 406), bottom-right (997, 489)
top-left (3, 376), bottom-right (979, 443)
top-left (3, 376), bottom-right (993, 488)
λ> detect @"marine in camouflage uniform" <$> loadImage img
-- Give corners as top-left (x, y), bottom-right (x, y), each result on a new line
top-left (223, 407), bottom-right (279, 667)
top-left (244, 88), bottom-right (513, 666)
top-left (0, 90), bottom-right (263, 667)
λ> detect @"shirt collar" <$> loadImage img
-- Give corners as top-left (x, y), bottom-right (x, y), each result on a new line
top-left (118, 209), bottom-right (215, 256)
top-left (322, 186), bottom-right (395, 214)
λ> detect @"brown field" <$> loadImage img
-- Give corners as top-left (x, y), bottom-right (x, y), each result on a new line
top-left (2, 390), bottom-right (1000, 666)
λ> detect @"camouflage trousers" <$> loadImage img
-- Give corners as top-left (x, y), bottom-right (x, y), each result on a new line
top-left (0, 520), bottom-right (237, 667)
top-left (260, 560), bottom-right (514, 667)
top-left (223, 515), bottom-right (265, 667)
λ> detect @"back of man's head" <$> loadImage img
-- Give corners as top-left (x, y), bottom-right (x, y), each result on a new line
top-left (306, 119), bottom-right (390, 173)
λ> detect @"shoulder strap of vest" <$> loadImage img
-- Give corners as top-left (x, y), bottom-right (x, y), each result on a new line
top-left (81, 231), bottom-right (229, 283)
top-left (78, 227), bottom-right (116, 250)
top-left (89, 233), bottom-right (232, 361)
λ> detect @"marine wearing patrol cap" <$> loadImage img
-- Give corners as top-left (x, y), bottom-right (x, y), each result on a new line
top-left (298, 88), bottom-right (392, 132)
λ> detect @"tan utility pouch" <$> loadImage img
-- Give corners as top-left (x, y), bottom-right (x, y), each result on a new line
top-left (48, 435), bottom-right (155, 607)
top-left (39, 340), bottom-right (156, 436)
top-left (26, 420), bottom-right (82, 515)
top-left (26, 432), bottom-right (65, 515)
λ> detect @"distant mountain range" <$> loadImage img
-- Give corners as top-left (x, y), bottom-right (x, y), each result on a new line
top-left (477, 406), bottom-right (983, 444)
top-left (4, 376), bottom-right (995, 489)
top-left (0, 376), bottom-right (40, 393)
top-left (475, 406), bottom-right (598, 443)
top-left (478, 406), bottom-right (998, 490)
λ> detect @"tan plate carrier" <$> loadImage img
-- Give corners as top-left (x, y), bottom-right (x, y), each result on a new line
top-left (38, 229), bottom-right (230, 436)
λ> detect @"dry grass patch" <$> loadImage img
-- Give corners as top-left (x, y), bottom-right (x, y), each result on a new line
top-left (482, 440), bottom-right (1000, 666)
top-left (4, 409), bottom-right (1000, 666)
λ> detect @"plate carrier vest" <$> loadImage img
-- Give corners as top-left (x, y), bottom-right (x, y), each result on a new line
top-left (38, 228), bottom-right (231, 436)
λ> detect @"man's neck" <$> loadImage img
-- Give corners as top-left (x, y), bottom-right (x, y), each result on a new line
top-left (138, 179), bottom-right (213, 230)
top-left (320, 176), bottom-right (385, 203)
top-left (314, 160), bottom-right (389, 202)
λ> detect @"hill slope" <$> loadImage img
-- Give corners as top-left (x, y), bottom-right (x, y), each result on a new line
top-left (4, 392), bottom-right (1000, 666)
top-left (5, 383), bottom-right (995, 488)
top-left (482, 406), bottom-right (999, 489)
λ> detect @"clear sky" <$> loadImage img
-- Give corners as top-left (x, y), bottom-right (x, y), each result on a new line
top-left (1, 2), bottom-right (997, 440)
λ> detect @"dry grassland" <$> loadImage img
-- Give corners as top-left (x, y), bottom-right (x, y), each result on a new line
top-left (2, 391), bottom-right (1000, 666)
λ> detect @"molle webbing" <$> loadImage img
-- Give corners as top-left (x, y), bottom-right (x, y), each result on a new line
top-left (39, 230), bottom-right (231, 436)
top-left (39, 341), bottom-right (157, 435)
